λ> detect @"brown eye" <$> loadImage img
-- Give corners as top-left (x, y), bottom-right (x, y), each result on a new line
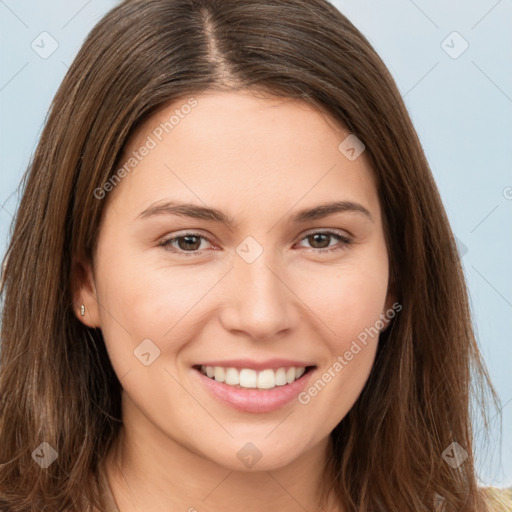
top-left (160, 233), bottom-right (212, 256)
top-left (175, 235), bottom-right (202, 251)
top-left (298, 230), bottom-right (352, 253)
top-left (306, 233), bottom-right (331, 249)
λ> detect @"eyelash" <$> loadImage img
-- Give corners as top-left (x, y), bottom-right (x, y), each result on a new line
top-left (159, 230), bottom-right (353, 257)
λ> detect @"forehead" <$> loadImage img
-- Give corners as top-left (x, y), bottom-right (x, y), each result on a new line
top-left (135, 90), bottom-right (350, 154)
top-left (108, 90), bottom-right (379, 223)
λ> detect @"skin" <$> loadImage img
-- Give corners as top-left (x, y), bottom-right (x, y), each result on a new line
top-left (74, 90), bottom-right (394, 512)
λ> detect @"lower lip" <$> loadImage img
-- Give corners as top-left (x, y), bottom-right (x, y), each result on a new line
top-left (192, 367), bottom-right (315, 413)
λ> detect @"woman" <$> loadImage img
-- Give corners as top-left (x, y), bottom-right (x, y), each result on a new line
top-left (0, 0), bottom-right (503, 510)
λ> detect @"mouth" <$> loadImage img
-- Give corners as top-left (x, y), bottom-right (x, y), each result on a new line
top-left (193, 364), bottom-right (316, 390)
top-left (191, 362), bottom-right (317, 413)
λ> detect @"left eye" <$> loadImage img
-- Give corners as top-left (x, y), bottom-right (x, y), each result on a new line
top-left (159, 230), bottom-right (352, 256)
top-left (297, 230), bottom-right (352, 252)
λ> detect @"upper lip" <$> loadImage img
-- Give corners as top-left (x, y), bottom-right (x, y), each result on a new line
top-left (194, 359), bottom-right (316, 371)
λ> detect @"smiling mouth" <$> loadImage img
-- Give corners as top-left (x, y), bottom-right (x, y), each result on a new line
top-left (193, 365), bottom-right (316, 390)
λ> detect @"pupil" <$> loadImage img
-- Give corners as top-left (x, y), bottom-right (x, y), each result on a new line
top-left (179, 235), bottom-right (200, 251)
top-left (310, 233), bottom-right (329, 249)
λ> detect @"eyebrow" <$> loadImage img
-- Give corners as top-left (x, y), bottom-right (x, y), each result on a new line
top-left (136, 200), bottom-right (374, 225)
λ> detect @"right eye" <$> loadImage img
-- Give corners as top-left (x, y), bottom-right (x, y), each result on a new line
top-left (159, 232), bottom-right (215, 256)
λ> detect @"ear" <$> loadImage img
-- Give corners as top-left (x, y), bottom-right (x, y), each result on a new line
top-left (71, 257), bottom-right (101, 328)
top-left (383, 284), bottom-right (396, 314)
top-left (380, 271), bottom-right (398, 333)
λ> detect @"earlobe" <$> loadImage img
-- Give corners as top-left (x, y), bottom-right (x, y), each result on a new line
top-left (71, 258), bottom-right (101, 328)
top-left (380, 277), bottom-right (398, 333)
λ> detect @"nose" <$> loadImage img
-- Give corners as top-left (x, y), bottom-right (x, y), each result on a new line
top-left (219, 249), bottom-right (300, 340)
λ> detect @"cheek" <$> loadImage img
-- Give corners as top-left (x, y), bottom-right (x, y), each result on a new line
top-left (295, 249), bottom-right (389, 350)
top-left (303, 282), bottom-right (384, 406)
top-left (93, 241), bottom-right (226, 364)
top-left (292, 247), bottom-right (388, 418)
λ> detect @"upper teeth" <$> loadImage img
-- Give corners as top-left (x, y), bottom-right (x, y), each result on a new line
top-left (200, 366), bottom-right (306, 390)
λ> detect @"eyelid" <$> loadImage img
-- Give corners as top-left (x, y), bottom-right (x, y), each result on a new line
top-left (300, 227), bottom-right (353, 241)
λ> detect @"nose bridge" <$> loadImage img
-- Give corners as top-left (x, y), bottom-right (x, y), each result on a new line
top-left (222, 239), bottom-right (295, 338)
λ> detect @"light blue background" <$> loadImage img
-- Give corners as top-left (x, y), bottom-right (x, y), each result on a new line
top-left (1, 0), bottom-right (511, 488)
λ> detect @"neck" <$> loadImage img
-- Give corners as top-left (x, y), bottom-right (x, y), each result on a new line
top-left (103, 397), bottom-right (341, 511)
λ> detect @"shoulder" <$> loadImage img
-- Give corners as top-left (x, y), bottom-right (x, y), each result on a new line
top-left (479, 486), bottom-right (512, 511)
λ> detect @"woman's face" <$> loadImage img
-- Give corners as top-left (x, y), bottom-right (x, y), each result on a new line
top-left (78, 90), bottom-right (393, 471)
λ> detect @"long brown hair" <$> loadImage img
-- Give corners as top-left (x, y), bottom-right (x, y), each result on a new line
top-left (0, 0), bottom-right (501, 510)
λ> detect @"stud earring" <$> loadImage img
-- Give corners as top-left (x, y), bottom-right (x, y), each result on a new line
top-left (80, 304), bottom-right (85, 317)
